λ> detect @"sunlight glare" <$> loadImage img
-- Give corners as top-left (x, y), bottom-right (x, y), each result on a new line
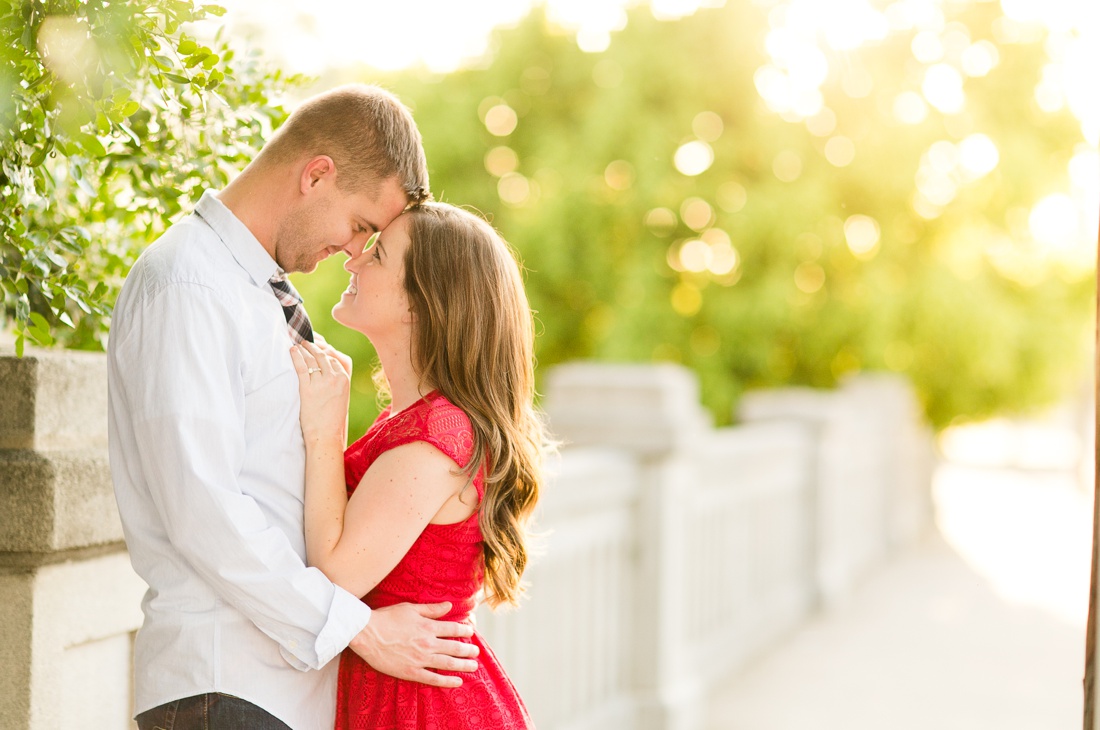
top-left (844, 214), bottom-right (881, 258)
top-left (674, 141), bottom-right (715, 176)
top-left (957, 133), bottom-right (999, 180)
top-left (922, 63), bottom-right (965, 114)
top-left (1028, 193), bottom-right (1081, 252)
top-left (678, 239), bottom-right (712, 272)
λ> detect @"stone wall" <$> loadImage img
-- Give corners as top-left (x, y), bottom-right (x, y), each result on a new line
top-left (0, 349), bottom-right (146, 729)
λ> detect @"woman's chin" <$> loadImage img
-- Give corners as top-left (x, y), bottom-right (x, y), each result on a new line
top-left (331, 303), bottom-right (350, 326)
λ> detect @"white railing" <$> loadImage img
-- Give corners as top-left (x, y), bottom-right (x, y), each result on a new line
top-left (0, 352), bottom-right (933, 730)
top-left (476, 364), bottom-right (935, 730)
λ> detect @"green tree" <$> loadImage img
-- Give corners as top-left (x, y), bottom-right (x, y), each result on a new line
top-left (301, 2), bottom-right (1091, 430)
top-left (0, 0), bottom-right (299, 355)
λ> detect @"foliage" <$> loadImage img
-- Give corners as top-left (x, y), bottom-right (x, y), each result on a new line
top-left (0, 0), bottom-right (299, 354)
top-left (298, 2), bottom-right (1093, 430)
top-left (2, 1), bottom-right (1091, 433)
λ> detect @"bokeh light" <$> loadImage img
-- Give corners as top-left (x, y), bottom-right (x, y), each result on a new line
top-left (844, 214), bottom-right (881, 259)
top-left (484, 146), bottom-right (519, 177)
top-left (604, 160), bottom-right (635, 190)
top-left (922, 63), bottom-right (965, 114)
top-left (646, 207), bottom-right (678, 236)
top-left (680, 197), bottom-right (714, 230)
top-left (484, 103), bottom-right (518, 136)
top-left (692, 111), bottom-right (724, 141)
top-left (674, 140), bottom-right (715, 176)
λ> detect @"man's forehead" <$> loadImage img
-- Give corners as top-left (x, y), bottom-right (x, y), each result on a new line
top-left (348, 189), bottom-right (404, 230)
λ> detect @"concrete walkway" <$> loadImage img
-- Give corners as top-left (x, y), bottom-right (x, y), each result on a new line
top-left (705, 448), bottom-right (1091, 729)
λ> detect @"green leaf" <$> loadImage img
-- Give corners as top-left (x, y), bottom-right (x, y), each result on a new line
top-left (26, 71), bottom-right (51, 91)
top-left (28, 325), bottom-right (54, 347)
top-left (29, 312), bottom-right (49, 331)
top-left (28, 143), bottom-right (49, 167)
top-left (15, 333), bottom-right (24, 358)
top-left (202, 4), bottom-right (227, 16)
top-left (76, 133), bottom-right (107, 158)
top-left (177, 39), bottom-right (197, 55)
top-left (163, 72), bottom-right (190, 84)
top-left (44, 249), bottom-right (68, 268)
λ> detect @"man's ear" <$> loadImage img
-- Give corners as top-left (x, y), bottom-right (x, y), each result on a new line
top-left (299, 155), bottom-right (336, 194)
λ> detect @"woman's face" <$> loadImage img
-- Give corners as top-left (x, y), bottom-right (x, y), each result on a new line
top-left (332, 213), bottom-right (413, 340)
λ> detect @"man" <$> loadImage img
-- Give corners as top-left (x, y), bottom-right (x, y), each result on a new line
top-left (108, 84), bottom-right (477, 730)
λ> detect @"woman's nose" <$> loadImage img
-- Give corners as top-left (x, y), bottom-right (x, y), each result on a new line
top-left (344, 253), bottom-right (362, 273)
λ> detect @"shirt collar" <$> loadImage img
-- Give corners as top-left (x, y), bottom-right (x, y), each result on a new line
top-left (194, 189), bottom-right (281, 286)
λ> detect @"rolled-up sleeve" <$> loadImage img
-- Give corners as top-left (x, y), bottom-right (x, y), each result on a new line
top-left (113, 280), bottom-right (370, 670)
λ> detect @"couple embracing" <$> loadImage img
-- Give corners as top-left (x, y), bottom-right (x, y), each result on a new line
top-left (107, 84), bottom-right (543, 729)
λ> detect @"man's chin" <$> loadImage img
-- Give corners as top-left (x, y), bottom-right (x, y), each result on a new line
top-left (293, 257), bottom-right (322, 275)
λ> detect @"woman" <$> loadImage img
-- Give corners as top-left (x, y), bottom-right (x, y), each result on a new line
top-left (289, 202), bottom-right (544, 729)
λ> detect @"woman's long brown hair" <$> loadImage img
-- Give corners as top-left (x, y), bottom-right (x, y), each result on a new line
top-left (401, 203), bottom-right (546, 608)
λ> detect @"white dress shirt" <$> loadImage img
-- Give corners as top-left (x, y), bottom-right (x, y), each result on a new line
top-left (108, 190), bottom-right (371, 729)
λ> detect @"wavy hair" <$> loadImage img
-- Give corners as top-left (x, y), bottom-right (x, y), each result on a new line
top-left (401, 203), bottom-right (546, 608)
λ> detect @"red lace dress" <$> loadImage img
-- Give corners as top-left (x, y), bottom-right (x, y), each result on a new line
top-left (335, 391), bottom-right (534, 730)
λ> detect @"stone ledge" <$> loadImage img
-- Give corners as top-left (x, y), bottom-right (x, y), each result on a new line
top-left (0, 349), bottom-right (108, 452)
top-left (0, 542), bottom-right (128, 573)
top-left (0, 450), bottom-right (121, 553)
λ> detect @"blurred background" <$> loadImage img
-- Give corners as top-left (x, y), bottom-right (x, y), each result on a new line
top-left (207, 0), bottom-right (1099, 438)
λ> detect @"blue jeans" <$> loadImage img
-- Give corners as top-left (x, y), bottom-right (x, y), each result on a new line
top-left (136, 693), bottom-right (292, 730)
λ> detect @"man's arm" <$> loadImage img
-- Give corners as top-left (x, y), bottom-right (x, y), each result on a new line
top-left (111, 281), bottom-right (475, 680)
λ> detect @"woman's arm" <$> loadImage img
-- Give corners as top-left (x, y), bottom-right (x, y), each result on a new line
top-left (291, 342), bottom-right (467, 598)
top-left (314, 441), bottom-right (466, 597)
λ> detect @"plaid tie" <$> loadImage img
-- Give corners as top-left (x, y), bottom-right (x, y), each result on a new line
top-left (269, 272), bottom-right (314, 344)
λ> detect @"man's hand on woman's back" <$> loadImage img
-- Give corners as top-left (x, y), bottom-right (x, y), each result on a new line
top-left (348, 601), bottom-right (479, 688)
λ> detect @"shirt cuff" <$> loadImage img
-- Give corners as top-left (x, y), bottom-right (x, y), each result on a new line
top-left (280, 586), bottom-right (371, 672)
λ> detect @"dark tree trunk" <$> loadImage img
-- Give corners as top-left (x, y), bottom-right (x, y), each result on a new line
top-left (1086, 198), bottom-right (1100, 730)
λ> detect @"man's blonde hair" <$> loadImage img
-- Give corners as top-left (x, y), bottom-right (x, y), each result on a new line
top-left (261, 84), bottom-right (429, 204)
